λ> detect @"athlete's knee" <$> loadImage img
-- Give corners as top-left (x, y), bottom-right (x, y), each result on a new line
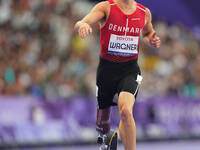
top-left (118, 92), bottom-right (134, 125)
top-left (119, 105), bottom-right (132, 124)
top-left (96, 108), bottom-right (111, 134)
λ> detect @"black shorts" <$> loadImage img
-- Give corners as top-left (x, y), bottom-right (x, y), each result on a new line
top-left (96, 57), bottom-right (142, 109)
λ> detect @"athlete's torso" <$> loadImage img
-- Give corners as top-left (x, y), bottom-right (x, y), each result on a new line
top-left (100, 0), bottom-right (146, 62)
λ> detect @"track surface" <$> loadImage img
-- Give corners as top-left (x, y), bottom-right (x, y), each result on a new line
top-left (26, 140), bottom-right (200, 150)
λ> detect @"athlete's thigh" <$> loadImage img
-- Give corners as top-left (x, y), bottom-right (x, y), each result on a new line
top-left (96, 84), bottom-right (116, 109)
top-left (117, 74), bottom-right (139, 97)
top-left (118, 91), bottom-right (135, 112)
top-left (117, 74), bottom-right (141, 110)
top-left (96, 67), bottom-right (118, 109)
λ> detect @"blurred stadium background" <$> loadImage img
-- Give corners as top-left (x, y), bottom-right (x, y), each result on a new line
top-left (0, 0), bottom-right (200, 149)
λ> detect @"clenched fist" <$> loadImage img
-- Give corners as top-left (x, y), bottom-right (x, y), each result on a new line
top-left (149, 33), bottom-right (161, 48)
top-left (78, 23), bottom-right (93, 39)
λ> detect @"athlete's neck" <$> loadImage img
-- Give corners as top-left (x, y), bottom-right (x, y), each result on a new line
top-left (117, 0), bottom-right (134, 5)
top-left (115, 0), bottom-right (135, 9)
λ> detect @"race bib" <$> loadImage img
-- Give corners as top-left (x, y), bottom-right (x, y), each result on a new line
top-left (108, 34), bottom-right (139, 56)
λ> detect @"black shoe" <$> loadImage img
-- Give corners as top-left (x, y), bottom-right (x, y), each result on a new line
top-left (97, 130), bottom-right (118, 150)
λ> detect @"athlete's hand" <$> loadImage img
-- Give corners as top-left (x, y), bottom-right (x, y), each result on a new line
top-left (78, 22), bottom-right (93, 39)
top-left (149, 32), bottom-right (161, 48)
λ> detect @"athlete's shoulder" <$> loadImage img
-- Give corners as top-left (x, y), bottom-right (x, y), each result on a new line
top-left (95, 1), bottom-right (110, 9)
top-left (137, 3), bottom-right (152, 16)
top-left (90, 1), bottom-right (110, 15)
top-left (136, 3), bottom-right (146, 14)
top-left (137, 3), bottom-right (146, 10)
top-left (92, 1), bottom-right (110, 13)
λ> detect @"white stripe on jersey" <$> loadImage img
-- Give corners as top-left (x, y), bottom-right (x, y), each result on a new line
top-left (137, 6), bottom-right (146, 12)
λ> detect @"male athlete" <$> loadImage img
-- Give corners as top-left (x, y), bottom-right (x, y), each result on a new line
top-left (74, 0), bottom-right (160, 150)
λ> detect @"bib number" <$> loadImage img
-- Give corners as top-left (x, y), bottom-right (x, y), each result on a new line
top-left (108, 34), bottom-right (139, 56)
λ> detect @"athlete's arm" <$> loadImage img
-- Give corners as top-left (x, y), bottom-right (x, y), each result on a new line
top-left (74, 2), bottom-right (108, 39)
top-left (142, 8), bottom-right (161, 48)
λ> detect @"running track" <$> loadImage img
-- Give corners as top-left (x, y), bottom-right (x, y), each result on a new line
top-left (27, 140), bottom-right (200, 150)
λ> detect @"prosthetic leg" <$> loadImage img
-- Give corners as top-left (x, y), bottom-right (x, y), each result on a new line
top-left (96, 108), bottom-right (118, 150)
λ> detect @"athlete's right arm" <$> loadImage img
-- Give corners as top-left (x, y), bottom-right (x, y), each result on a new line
top-left (74, 2), bottom-right (108, 39)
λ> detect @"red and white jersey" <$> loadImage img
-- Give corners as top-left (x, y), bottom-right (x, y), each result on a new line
top-left (100, 0), bottom-right (146, 62)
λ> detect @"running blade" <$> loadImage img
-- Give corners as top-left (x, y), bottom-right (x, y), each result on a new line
top-left (108, 131), bottom-right (118, 150)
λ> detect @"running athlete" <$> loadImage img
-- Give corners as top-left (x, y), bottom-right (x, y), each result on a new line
top-left (74, 0), bottom-right (160, 150)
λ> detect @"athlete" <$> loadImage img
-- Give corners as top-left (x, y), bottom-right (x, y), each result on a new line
top-left (74, 0), bottom-right (160, 150)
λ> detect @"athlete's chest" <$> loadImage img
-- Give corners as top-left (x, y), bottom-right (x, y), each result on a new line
top-left (106, 10), bottom-right (145, 36)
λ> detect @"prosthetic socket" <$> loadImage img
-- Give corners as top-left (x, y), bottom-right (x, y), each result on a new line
top-left (96, 108), bottom-right (111, 134)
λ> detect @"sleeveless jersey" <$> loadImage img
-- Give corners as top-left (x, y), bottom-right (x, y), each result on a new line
top-left (100, 0), bottom-right (146, 62)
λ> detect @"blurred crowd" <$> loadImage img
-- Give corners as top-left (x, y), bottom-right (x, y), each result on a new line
top-left (0, 0), bottom-right (199, 100)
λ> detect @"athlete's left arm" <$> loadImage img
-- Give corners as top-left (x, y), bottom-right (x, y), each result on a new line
top-left (142, 8), bottom-right (161, 48)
